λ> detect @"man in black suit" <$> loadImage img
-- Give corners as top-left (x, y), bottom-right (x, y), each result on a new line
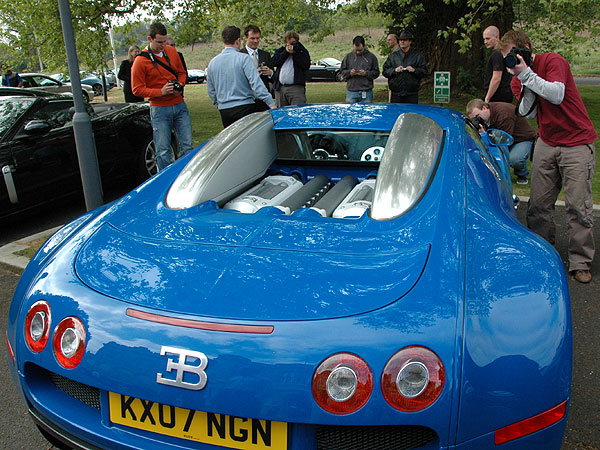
top-left (166, 37), bottom-right (188, 80)
top-left (240, 25), bottom-right (274, 111)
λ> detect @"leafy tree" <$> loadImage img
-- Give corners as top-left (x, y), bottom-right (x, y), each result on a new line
top-left (373, 0), bottom-right (514, 86)
top-left (512, 0), bottom-right (600, 60)
top-left (0, 0), bottom-right (148, 72)
top-left (0, 0), bottom-right (336, 73)
top-left (373, 0), bottom-right (600, 89)
top-left (334, 0), bottom-right (387, 38)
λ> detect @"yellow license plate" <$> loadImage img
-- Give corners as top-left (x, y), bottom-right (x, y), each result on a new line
top-left (109, 392), bottom-right (288, 450)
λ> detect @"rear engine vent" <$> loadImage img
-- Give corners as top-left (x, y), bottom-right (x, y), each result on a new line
top-left (47, 371), bottom-right (101, 410)
top-left (316, 425), bottom-right (437, 450)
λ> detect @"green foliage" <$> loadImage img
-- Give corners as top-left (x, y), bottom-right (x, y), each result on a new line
top-left (333, 1), bottom-right (387, 31)
top-left (0, 0), bottom-right (149, 72)
top-left (373, 0), bottom-right (513, 63)
top-left (1, 0), bottom-right (599, 85)
top-left (512, 0), bottom-right (600, 58)
top-left (455, 66), bottom-right (479, 95)
top-left (0, 0), bottom-right (336, 73)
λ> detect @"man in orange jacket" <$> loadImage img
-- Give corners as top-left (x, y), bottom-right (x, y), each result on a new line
top-left (132, 22), bottom-right (193, 171)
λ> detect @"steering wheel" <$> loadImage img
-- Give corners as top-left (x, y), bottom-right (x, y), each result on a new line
top-left (360, 146), bottom-right (385, 162)
top-left (312, 148), bottom-right (337, 160)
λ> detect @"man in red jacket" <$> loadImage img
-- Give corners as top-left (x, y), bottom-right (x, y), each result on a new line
top-left (501, 30), bottom-right (597, 283)
top-left (132, 22), bottom-right (193, 171)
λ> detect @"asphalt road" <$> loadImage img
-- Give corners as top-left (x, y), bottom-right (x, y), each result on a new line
top-left (1, 202), bottom-right (599, 449)
top-left (574, 77), bottom-right (600, 86)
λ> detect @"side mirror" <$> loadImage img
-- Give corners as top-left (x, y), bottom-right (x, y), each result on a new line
top-left (24, 120), bottom-right (52, 136)
top-left (487, 129), bottom-right (514, 146)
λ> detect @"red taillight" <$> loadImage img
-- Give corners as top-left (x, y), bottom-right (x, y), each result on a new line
top-left (52, 317), bottom-right (86, 369)
top-left (312, 353), bottom-right (373, 414)
top-left (494, 401), bottom-right (567, 445)
top-left (24, 301), bottom-right (51, 353)
top-left (381, 346), bottom-right (445, 412)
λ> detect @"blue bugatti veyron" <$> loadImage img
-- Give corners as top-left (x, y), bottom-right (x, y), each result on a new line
top-left (7, 103), bottom-right (571, 450)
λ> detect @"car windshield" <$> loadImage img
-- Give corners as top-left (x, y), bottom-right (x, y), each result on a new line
top-left (37, 76), bottom-right (59, 86)
top-left (320, 58), bottom-right (340, 66)
top-left (0, 97), bottom-right (35, 136)
top-left (276, 130), bottom-right (389, 161)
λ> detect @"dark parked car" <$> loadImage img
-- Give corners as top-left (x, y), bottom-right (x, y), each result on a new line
top-left (0, 88), bottom-right (170, 220)
top-left (306, 57), bottom-right (344, 82)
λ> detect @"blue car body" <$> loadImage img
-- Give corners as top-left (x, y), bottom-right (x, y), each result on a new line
top-left (6, 103), bottom-right (571, 450)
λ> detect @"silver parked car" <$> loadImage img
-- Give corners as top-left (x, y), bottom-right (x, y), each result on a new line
top-left (20, 73), bottom-right (95, 101)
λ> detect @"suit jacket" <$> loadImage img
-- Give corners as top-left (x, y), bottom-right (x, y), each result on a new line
top-left (240, 47), bottom-right (273, 92)
top-left (271, 42), bottom-right (311, 89)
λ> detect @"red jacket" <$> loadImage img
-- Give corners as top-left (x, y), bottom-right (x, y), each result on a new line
top-left (131, 45), bottom-right (186, 106)
top-left (511, 53), bottom-right (597, 147)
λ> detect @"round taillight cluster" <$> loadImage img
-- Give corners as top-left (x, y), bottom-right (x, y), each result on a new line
top-left (312, 346), bottom-right (444, 415)
top-left (312, 353), bottom-right (373, 415)
top-left (53, 317), bottom-right (86, 369)
top-left (381, 346), bottom-right (445, 412)
top-left (24, 301), bottom-right (51, 353)
top-left (24, 302), bottom-right (86, 369)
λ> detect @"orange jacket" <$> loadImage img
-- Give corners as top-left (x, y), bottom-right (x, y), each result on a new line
top-left (131, 45), bottom-right (187, 106)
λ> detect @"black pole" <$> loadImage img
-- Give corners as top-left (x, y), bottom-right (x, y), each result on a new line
top-left (57, 0), bottom-right (103, 211)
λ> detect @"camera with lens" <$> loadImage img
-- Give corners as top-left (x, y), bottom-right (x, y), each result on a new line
top-left (170, 79), bottom-right (183, 92)
top-left (472, 116), bottom-right (488, 131)
top-left (504, 47), bottom-right (532, 68)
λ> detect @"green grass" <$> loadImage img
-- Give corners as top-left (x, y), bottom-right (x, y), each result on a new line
top-left (104, 81), bottom-right (600, 203)
top-left (569, 35), bottom-right (600, 76)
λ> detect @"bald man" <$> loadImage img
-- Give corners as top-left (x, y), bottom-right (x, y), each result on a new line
top-left (482, 26), bottom-right (513, 103)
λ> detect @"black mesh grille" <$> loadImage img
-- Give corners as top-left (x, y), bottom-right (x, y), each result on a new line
top-left (47, 371), bottom-right (101, 410)
top-left (316, 425), bottom-right (437, 450)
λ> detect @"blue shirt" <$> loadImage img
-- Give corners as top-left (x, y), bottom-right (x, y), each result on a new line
top-left (207, 47), bottom-right (275, 110)
top-left (2, 72), bottom-right (22, 87)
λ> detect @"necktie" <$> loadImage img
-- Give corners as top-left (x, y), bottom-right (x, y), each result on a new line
top-left (253, 51), bottom-right (259, 68)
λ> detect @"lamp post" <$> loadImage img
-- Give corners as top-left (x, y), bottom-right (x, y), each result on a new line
top-left (57, 0), bottom-right (103, 211)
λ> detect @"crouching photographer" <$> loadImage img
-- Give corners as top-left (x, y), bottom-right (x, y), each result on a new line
top-left (466, 99), bottom-right (536, 185)
top-left (500, 29), bottom-right (597, 284)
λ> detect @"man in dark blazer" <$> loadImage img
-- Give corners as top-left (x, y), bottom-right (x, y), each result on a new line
top-left (240, 25), bottom-right (274, 111)
top-left (272, 30), bottom-right (311, 106)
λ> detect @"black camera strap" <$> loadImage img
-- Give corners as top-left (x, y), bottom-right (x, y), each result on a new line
top-left (140, 50), bottom-right (179, 79)
top-left (516, 90), bottom-right (539, 118)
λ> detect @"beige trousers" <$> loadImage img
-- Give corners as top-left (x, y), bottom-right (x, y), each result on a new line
top-left (526, 139), bottom-right (596, 272)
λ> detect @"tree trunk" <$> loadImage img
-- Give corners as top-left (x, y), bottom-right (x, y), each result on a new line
top-left (379, 0), bottom-right (514, 91)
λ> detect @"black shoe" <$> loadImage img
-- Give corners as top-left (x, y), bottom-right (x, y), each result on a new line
top-left (516, 176), bottom-right (528, 185)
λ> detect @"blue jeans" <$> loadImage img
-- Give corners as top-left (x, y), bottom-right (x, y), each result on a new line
top-left (150, 102), bottom-right (193, 171)
top-left (509, 140), bottom-right (532, 177)
top-left (346, 89), bottom-right (373, 103)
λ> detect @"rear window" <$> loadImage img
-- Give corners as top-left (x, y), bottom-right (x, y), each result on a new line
top-left (275, 130), bottom-right (390, 161)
